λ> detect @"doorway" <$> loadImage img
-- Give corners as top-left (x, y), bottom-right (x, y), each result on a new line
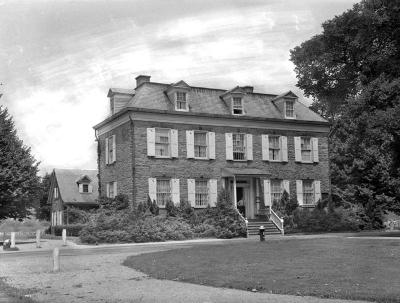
top-left (236, 180), bottom-right (252, 218)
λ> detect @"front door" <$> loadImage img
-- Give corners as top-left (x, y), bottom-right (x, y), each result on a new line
top-left (236, 181), bottom-right (252, 219)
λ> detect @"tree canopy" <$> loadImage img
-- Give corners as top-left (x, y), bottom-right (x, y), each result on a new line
top-left (0, 105), bottom-right (40, 219)
top-left (290, 0), bottom-right (400, 225)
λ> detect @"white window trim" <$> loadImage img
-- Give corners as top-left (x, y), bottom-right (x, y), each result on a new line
top-left (154, 128), bottom-right (172, 158)
top-left (284, 100), bottom-right (296, 119)
top-left (193, 131), bottom-right (208, 160)
top-left (194, 179), bottom-right (210, 208)
top-left (175, 91), bottom-right (189, 112)
top-left (106, 181), bottom-right (117, 199)
top-left (268, 135), bottom-right (282, 162)
top-left (232, 97), bottom-right (244, 115)
top-left (302, 179), bottom-right (315, 206)
top-left (232, 133), bottom-right (247, 161)
top-left (300, 137), bottom-right (313, 163)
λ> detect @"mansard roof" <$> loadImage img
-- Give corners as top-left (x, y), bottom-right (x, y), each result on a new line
top-left (122, 81), bottom-right (326, 122)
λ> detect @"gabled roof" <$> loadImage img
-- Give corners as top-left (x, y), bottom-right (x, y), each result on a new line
top-left (220, 86), bottom-right (246, 98)
top-left (53, 169), bottom-right (98, 204)
top-left (124, 82), bottom-right (327, 122)
top-left (271, 90), bottom-right (298, 101)
top-left (107, 88), bottom-right (135, 97)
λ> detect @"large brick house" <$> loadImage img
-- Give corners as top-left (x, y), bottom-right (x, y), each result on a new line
top-left (93, 75), bottom-right (330, 231)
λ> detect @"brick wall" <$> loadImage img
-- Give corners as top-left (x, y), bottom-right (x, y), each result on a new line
top-left (132, 120), bottom-right (330, 205)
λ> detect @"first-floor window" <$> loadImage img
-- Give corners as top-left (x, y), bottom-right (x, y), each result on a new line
top-left (233, 133), bottom-right (245, 160)
top-left (271, 180), bottom-right (282, 205)
top-left (195, 180), bottom-right (209, 206)
top-left (107, 182), bottom-right (116, 198)
top-left (156, 179), bottom-right (171, 206)
top-left (303, 180), bottom-right (314, 205)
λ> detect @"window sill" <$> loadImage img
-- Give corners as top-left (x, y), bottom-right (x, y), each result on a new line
top-left (193, 157), bottom-right (210, 160)
top-left (106, 161), bottom-right (116, 166)
top-left (175, 108), bottom-right (189, 112)
top-left (153, 156), bottom-right (172, 159)
top-left (300, 204), bottom-right (316, 208)
top-left (194, 205), bottom-right (209, 209)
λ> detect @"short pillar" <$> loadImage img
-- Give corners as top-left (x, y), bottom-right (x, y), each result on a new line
top-left (259, 226), bottom-right (265, 242)
top-left (36, 230), bottom-right (41, 248)
top-left (53, 248), bottom-right (60, 272)
top-left (62, 229), bottom-right (67, 246)
top-left (10, 232), bottom-right (16, 248)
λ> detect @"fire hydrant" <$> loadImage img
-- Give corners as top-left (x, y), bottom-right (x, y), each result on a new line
top-left (259, 225), bottom-right (265, 241)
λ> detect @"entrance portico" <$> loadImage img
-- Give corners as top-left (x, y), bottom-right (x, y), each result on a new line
top-left (221, 168), bottom-right (270, 219)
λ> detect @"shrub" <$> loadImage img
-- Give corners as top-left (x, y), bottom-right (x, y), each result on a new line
top-left (165, 200), bottom-right (179, 217)
top-left (65, 207), bottom-right (91, 224)
top-left (216, 189), bottom-right (233, 210)
top-left (53, 224), bottom-right (86, 237)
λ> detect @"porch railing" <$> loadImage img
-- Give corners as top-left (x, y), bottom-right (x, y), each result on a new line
top-left (236, 209), bottom-right (248, 237)
top-left (270, 208), bottom-right (284, 235)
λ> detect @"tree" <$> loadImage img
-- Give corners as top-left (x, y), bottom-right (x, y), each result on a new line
top-left (36, 173), bottom-right (51, 220)
top-left (290, 0), bottom-right (400, 225)
top-left (0, 106), bottom-right (40, 219)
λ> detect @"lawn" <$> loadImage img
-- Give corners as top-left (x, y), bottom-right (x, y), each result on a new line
top-left (0, 278), bottom-right (36, 303)
top-left (124, 237), bottom-right (400, 303)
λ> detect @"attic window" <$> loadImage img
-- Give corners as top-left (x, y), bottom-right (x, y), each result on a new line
top-left (232, 97), bottom-right (243, 115)
top-left (175, 92), bottom-right (188, 111)
top-left (285, 100), bottom-right (295, 118)
top-left (82, 184), bottom-right (89, 193)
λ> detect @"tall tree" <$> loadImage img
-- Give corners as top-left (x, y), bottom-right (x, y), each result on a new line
top-left (290, 0), bottom-right (400, 225)
top-left (36, 173), bottom-right (51, 221)
top-left (0, 105), bottom-right (40, 219)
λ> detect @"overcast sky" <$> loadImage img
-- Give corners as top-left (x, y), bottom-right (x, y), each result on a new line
top-left (0, 0), bottom-right (358, 174)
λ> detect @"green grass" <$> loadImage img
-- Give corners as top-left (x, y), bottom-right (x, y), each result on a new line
top-left (124, 237), bottom-right (400, 302)
top-left (0, 278), bottom-right (36, 303)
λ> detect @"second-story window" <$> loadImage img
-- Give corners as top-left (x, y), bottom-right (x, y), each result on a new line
top-left (155, 129), bottom-right (170, 157)
top-left (194, 131), bottom-right (207, 158)
top-left (232, 97), bottom-right (243, 115)
top-left (269, 136), bottom-right (281, 161)
top-left (233, 133), bottom-right (245, 160)
top-left (285, 100), bottom-right (294, 118)
top-left (176, 92), bottom-right (188, 111)
top-left (301, 137), bottom-right (312, 162)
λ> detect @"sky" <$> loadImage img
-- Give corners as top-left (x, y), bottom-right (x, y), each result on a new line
top-left (0, 0), bottom-right (359, 175)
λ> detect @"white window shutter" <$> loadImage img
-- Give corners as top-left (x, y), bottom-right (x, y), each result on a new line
top-left (294, 137), bottom-right (301, 162)
top-left (246, 134), bottom-right (253, 160)
top-left (314, 180), bottom-right (321, 203)
top-left (106, 183), bottom-right (110, 198)
top-left (262, 134), bottom-right (269, 161)
top-left (312, 137), bottom-right (319, 162)
top-left (296, 180), bottom-right (303, 206)
top-left (171, 179), bottom-right (180, 205)
top-left (207, 132), bottom-right (215, 159)
top-left (186, 130), bottom-right (194, 158)
top-left (263, 179), bottom-right (271, 207)
top-left (281, 136), bottom-right (288, 162)
top-left (88, 184), bottom-right (93, 193)
top-left (225, 133), bottom-right (233, 160)
top-left (112, 135), bottom-right (116, 162)
top-left (171, 129), bottom-right (179, 158)
top-left (113, 182), bottom-right (118, 197)
top-left (208, 179), bottom-right (218, 207)
top-left (105, 137), bottom-right (109, 164)
top-left (148, 178), bottom-right (157, 202)
top-left (187, 179), bottom-right (196, 207)
top-left (283, 180), bottom-right (290, 195)
top-left (78, 184), bottom-right (83, 193)
top-left (147, 128), bottom-right (156, 157)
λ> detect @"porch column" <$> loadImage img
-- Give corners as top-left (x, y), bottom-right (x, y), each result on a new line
top-left (233, 176), bottom-right (237, 209)
top-left (256, 178), bottom-right (260, 212)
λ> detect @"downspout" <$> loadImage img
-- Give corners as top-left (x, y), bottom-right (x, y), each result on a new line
top-left (129, 114), bottom-right (136, 208)
top-left (95, 129), bottom-right (101, 198)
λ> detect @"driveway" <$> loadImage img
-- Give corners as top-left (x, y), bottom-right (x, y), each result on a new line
top-left (0, 238), bottom-right (370, 303)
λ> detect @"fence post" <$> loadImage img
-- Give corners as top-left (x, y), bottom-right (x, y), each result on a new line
top-left (62, 229), bottom-right (67, 246)
top-left (36, 230), bottom-right (41, 248)
top-left (53, 248), bottom-right (60, 272)
top-left (10, 232), bottom-right (16, 248)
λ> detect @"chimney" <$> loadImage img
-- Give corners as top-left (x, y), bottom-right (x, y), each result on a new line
top-left (242, 86), bottom-right (254, 93)
top-left (135, 75), bottom-right (151, 88)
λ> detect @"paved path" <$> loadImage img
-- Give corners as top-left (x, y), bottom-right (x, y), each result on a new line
top-left (0, 237), bottom-right (371, 303)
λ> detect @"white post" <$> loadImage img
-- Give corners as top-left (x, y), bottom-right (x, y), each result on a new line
top-left (53, 248), bottom-right (60, 272)
top-left (62, 229), bottom-right (67, 246)
top-left (10, 232), bottom-right (16, 248)
top-left (233, 176), bottom-right (237, 209)
top-left (36, 230), bottom-right (41, 248)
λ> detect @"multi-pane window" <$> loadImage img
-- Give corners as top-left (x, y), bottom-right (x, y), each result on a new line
top-left (155, 129), bottom-right (170, 157)
top-left (232, 133), bottom-right (246, 160)
top-left (107, 136), bottom-right (114, 163)
top-left (285, 100), bottom-right (294, 118)
top-left (303, 180), bottom-right (314, 205)
top-left (194, 132), bottom-right (207, 158)
top-left (271, 180), bottom-right (282, 205)
top-left (156, 179), bottom-right (171, 206)
top-left (232, 97), bottom-right (243, 115)
top-left (107, 182), bottom-right (115, 198)
top-left (269, 136), bottom-right (280, 161)
top-left (176, 92), bottom-right (187, 110)
top-left (195, 180), bottom-right (209, 206)
top-left (301, 137), bottom-right (312, 162)
top-left (82, 184), bottom-right (89, 193)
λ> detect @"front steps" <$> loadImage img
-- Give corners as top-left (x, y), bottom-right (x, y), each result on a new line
top-left (247, 220), bottom-right (281, 236)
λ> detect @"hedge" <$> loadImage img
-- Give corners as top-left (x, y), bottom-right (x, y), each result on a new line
top-left (53, 224), bottom-right (86, 237)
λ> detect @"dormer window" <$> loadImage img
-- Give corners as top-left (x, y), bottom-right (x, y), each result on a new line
top-left (175, 92), bottom-right (188, 111)
top-left (232, 97), bottom-right (243, 115)
top-left (285, 100), bottom-right (295, 118)
top-left (82, 184), bottom-right (89, 193)
top-left (77, 175), bottom-right (93, 194)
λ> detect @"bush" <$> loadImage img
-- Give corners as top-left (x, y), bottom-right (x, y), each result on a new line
top-left (53, 224), bottom-right (86, 237)
top-left (165, 200), bottom-right (179, 217)
top-left (65, 207), bottom-right (91, 224)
